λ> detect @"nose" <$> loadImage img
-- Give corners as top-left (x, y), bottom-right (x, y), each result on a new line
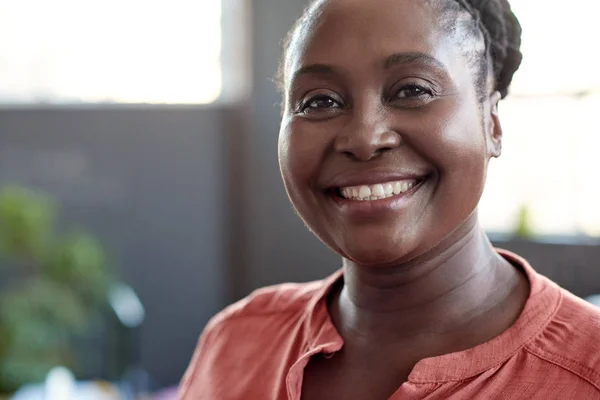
top-left (333, 112), bottom-right (401, 161)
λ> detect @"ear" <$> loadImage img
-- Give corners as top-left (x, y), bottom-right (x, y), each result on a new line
top-left (486, 91), bottom-right (503, 159)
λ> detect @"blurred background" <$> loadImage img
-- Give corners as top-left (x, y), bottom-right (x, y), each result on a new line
top-left (0, 0), bottom-right (599, 398)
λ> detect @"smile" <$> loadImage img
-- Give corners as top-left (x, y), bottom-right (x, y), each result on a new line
top-left (338, 179), bottom-right (420, 201)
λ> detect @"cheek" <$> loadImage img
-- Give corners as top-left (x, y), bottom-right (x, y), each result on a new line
top-left (406, 101), bottom-right (488, 222)
top-left (412, 99), bottom-right (487, 176)
top-left (278, 120), bottom-right (327, 207)
top-left (436, 107), bottom-right (488, 218)
top-left (442, 108), bottom-right (488, 186)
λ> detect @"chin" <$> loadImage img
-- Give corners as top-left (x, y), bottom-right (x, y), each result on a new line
top-left (337, 238), bottom-right (416, 267)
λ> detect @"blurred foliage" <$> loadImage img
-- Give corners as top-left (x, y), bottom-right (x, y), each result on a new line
top-left (0, 187), bottom-right (54, 262)
top-left (514, 204), bottom-right (534, 239)
top-left (0, 186), bottom-right (114, 393)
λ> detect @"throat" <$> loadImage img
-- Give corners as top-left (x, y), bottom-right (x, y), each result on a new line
top-left (332, 228), bottom-right (529, 343)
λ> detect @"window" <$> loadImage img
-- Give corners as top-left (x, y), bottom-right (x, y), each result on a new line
top-left (479, 0), bottom-right (600, 237)
top-left (0, 0), bottom-right (222, 104)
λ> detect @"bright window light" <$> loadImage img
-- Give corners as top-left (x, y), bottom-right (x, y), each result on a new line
top-left (0, 0), bottom-right (222, 104)
top-left (479, 0), bottom-right (600, 237)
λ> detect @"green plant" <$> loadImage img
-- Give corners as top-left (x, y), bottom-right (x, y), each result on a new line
top-left (0, 186), bottom-right (114, 393)
top-left (514, 203), bottom-right (534, 239)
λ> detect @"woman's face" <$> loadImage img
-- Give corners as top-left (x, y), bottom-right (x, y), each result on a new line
top-left (278, 0), bottom-right (501, 266)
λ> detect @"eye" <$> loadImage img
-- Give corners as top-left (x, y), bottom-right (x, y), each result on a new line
top-left (300, 95), bottom-right (341, 113)
top-left (395, 84), bottom-right (433, 99)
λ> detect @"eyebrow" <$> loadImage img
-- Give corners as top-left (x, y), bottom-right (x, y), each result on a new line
top-left (290, 64), bottom-right (338, 85)
top-left (290, 52), bottom-right (447, 85)
top-left (383, 52), bottom-right (447, 71)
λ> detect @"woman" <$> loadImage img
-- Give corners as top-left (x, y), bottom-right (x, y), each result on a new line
top-left (179, 0), bottom-right (600, 398)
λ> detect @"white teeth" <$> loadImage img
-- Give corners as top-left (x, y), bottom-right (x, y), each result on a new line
top-left (384, 183), bottom-right (394, 196)
top-left (372, 184), bottom-right (385, 197)
top-left (339, 180), bottom-right (419, 201)
top-left (358, 185), bottom-right (371, 199)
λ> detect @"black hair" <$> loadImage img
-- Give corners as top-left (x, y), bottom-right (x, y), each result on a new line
top-left (276, 0), bottom-right (523, 101)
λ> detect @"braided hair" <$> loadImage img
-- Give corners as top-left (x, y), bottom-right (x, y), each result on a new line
top-left (440, 0), bottom-right (523, 99)
top-left (277, 0), bottom-right (523, 101)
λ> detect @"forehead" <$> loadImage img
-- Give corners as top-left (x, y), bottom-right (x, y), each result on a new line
top-left (286, 0), bottom-right (455, 80)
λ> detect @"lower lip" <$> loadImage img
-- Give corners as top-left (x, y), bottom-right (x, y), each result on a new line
top-left (328, 181), bottom-right (424, 218)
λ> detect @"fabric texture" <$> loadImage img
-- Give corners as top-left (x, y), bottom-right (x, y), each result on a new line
top-left (178, 250), bottom-right (600, 399)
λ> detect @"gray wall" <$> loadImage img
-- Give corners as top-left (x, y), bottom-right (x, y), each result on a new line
top-left (497, 240), bottom-right (600, 298)
top-left (0, 106), bottom-right (231, 386)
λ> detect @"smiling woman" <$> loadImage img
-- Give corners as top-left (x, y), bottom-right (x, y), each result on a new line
top-left (0, 0), bottom-right (222, 104)
top-left (179, 1), bottom-right (600, 399)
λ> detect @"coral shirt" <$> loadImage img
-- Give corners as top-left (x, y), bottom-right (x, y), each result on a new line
top-left (178, 250), bottom-right (600, 399)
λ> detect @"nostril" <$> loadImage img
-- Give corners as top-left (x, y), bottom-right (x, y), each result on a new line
top-left (372, 148), bottom-right (385, 158)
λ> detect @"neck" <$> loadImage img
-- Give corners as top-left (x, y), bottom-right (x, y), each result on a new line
top-left (334, 217), bottom-right (523, 343)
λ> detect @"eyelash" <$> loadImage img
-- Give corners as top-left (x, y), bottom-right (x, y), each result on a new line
top-left (299, 84), bottom-right (434, 113)
top-left (394, 84), bottom-right (433, 100)
top-left (301, 95), bottom-right (341, 112)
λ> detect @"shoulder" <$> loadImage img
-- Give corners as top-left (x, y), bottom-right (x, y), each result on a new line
top-left (200, 276), bottom-right (334, 340)
top-left (178, 277), bottom-right (334, 398)
top-left (525, 284), bottom-right (600, 390)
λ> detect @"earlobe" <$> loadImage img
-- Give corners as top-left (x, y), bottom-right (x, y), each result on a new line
top-left (488, 91), bottom-right (503, 158)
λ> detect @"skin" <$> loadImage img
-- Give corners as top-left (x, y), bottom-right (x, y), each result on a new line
top-left (277, 0), bottom-right (530, 399)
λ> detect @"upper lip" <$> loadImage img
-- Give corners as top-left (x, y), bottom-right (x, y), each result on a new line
top-left (321, 169), bottom-right (430, 189)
